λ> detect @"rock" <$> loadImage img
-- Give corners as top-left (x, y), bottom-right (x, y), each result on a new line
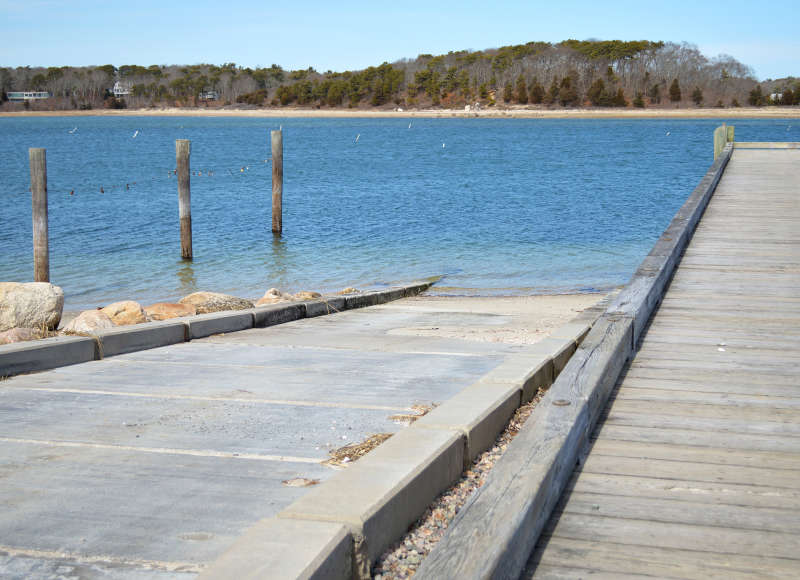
top-left (101, 300), bottom-right (146, 325)
top-left (178, 291), bottom-right (254, 314)
top-left (255, 296), bottom-right (290, 306)
top-left (0, 327), bottom-right (42, 344)
top-left (0, 282), bottom-right (64, 332)
top-left (338, 287), bottom-right (359, 295)
top-left (62, 310), bottom-right (114, 334)
top-left (144, 302), bottom-right (196, 321)
top-left (293, 291), bottom-right (322, 301)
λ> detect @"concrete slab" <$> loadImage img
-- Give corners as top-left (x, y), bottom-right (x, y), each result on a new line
top-left (0, 441), bottom-right (331, 569)
top-left (7, 345), bottom-right (499, 409)
top-left (0, 389), bottom-right (405, 460)
top-left (0, 293), bottom-right (596, 578)
top-left (205, 306), bottom-right (526, 357)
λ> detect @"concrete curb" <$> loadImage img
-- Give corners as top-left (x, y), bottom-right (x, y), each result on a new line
top-left (197, 519), bottom-right (352, 580)
top-left (0, 335), bottom-right (97, 376)
top-left (0, 280), bottom-right (437, 377)
top-left (413, 143), bottom-right (734, 580)
top-left (200, 314), bottom-right (598, 579)
top-left (94, 320), bottom-right (187, 357)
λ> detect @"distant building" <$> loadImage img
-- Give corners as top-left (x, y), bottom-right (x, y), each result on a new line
top-left (770, 93), bottom-right (783, 102)
top-left (7, 91), bottom-right (51, 102)
top-left (112, 81), bottom-right (131, 98)
top-left (199, 90), bottom-right (219, 101)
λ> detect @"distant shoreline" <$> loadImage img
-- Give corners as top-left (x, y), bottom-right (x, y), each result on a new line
top-left (2, 106), bottom-right (799, 119)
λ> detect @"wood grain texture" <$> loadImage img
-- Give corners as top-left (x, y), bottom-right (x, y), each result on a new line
top-left (271, 130), bottom-right (283, 234)
top-left (413, 316), bottom-right (633, 579)
top-left (29, 148), bottom-right (48, 282)
top-left (527, 147), bottom-right (800, 578)
top-left (175, 139), bottom-right (192, 259)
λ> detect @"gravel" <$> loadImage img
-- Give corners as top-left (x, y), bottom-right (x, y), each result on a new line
top-left (371, 388), bottom-right (545, 578)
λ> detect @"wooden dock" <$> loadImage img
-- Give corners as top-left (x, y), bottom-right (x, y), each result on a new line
top-left (524, 146), bottom-right (800, 578)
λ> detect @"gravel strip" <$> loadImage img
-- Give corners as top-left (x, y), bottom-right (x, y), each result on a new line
top-left (372, 388), bottom-right (545, 579)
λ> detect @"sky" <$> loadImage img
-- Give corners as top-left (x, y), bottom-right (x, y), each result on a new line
top-left (1, 0), bottom-right (796, 80)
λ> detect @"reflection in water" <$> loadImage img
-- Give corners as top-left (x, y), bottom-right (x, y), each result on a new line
top-left (176, 260), bottom-right (197, 296)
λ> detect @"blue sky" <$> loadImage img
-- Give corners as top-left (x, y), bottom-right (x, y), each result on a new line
top-left (1, 0), bottom-right (796, 80)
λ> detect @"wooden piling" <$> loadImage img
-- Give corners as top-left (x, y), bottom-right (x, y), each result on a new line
top-left (176, 139), bottom-right (192, 259)
top-left (271, 130), bottom-right (283, 234)
top-left (29, 148), bottom-right (49, 282)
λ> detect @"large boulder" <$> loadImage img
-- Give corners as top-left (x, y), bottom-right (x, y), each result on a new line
top-left (101, 300), bottom-right (147, 325)
top-left (255, 288), bottom-right (291, 307)
top-left (144, 302), bottom-right (196, 320)
top-left (293, 291), bottom-right (322, 301)
top-left (0, 282), bottom-right (64, 332)
top-left (0, 327), bottom-right (42, 344)
top-left (62, 310), bottom-right (115, 334)
top-left (178, 292), bottom-right (254, 314)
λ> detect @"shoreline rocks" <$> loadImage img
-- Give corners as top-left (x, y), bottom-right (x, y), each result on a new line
top-left (101, 300), bottom-right (147, 325)
top-left (179, 291), bottom-right (254, 314)
top-left (144, 302), bottom-right (196, 321)
top-left (0, 327), bottom-right (43, 344)
top-left (62, 310), bottom-right (115, 334)
top-left (0, 282), bottom-right (64, 332)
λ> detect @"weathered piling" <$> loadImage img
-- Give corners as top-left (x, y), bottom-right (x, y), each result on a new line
top-left (271, 130), bottom-right (283, 234)
top-left (176, 139), bottom-right (192, 259)
top-left (29, 148), bottom-right (49, 282)
top-left (713, 123), bottom-right (734, 160)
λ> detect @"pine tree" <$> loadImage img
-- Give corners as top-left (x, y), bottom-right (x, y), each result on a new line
top-left (691, 86), bottom-right (703, 106)
top-left (530, 80), bottom-right (544, 104)
top-left (669, 78), bottom-right (682, 102)
top-left (503, 82), bottom-right (513, 103)
top-left (515, 74), bottom-right (528, 104)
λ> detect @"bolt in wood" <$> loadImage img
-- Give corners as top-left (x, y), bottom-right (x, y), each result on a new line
top-left (271, 130), bottom-right (283, 234)
top-left (29, 148), bottom-right (49, 282)
top-left (176, 139), bottom-right (192, 259)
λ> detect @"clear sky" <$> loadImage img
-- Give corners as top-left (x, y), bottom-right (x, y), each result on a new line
top-left (1, 0), bottom-right (796, 80)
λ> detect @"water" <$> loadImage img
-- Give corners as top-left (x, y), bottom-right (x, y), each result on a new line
top-left (0, 116), bottom-right (794, 310)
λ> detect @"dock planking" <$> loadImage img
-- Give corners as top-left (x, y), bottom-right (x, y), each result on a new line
top-left (524, 147), bottom-right (800, 578)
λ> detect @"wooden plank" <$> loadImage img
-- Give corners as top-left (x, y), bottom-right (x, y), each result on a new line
top-left (526, 563), bottom-right (655, 580)
top-left (588, 438), bottom-right (800, 471)
top-left (581, 452), bottom-right (800, 489)
top-left (566, 472), bottom-right (800, 510)
top-left (628, 357), bottom-right (799, 377)
top-left (559, 492), bottom-right (800, 533)
top-left (595, 423), bottom-right (800, 454)
top-left (526, 536), bottom-right (800, 580)
top-left (734, 141), bottom-right (800, 149)
top-left (615, 386), bottom-right (800, 408)
top-left (622, 367), bottom-right (799, 389)
top-left (602, 410), bottom-right (800, 438)
top-left (544, 513), bottom-right (800, 560)
top-left (607, 399), bottom-right (800, 423)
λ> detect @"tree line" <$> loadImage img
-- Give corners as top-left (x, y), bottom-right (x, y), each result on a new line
top-left (1, 40), bottom-right (798, 111)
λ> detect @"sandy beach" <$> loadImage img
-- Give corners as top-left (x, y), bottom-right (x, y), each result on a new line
top-left (2, 106), bottom-right (799, 119)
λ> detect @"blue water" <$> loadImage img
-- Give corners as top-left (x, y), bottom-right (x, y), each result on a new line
top-left (0, 116), bottom-right (794, 310)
